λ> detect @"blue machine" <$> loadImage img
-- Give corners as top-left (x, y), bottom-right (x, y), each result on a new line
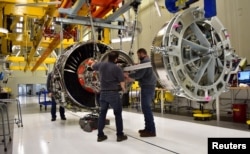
top-left (165, 0), bottom-right (216, 18)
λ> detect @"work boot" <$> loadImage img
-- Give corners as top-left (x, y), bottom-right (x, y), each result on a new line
top-left (97, 135), bottom-right (108, 142)
top-left (138, 129), bottom-right (147, 134)
top-left (61, 117), bottom-right (67, 120)
top-left (140, 131), bottom-right (156, 137)
top-left (117, 135), bottom-right (128, 142)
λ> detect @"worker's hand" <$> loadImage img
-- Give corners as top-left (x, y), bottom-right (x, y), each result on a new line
top-left (48, 92), bottom-right (52, 97)
top-left (121, 87), bottom-right (127, 94)
top-left (87, 58), bottom-right (96, 66)
top-left (125, 77), bottom-right (134, 83)
top-left (123, 71), bottom-right (129, 78)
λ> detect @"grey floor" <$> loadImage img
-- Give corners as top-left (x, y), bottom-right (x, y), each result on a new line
top-left (1, 96), bottom-right (250, 154)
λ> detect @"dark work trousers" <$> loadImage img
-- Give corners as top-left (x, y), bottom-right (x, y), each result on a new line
top-left (140, 86), bottom-right (156, 133)
top-left (51, 97), bottom-right (65, 119)
top-left (98, 91), bottom-right (124, 137)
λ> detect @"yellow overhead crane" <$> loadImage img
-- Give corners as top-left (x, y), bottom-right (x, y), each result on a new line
top-left (0, 0), bottom-right (80, 71)
top-left (7, 56), bottom-right (56, 64)
top-left (31, 0), bottom-right (119, 72)
top-left (0, 0), bottom-right (127, 72)
top-left (6, 55), bottom-right (56, 71)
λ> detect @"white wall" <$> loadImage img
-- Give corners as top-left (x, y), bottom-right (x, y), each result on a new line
top-left (217, 0), bottom-right (250, 62)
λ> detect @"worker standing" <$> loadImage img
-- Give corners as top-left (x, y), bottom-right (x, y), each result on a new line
top-left (126, 48), bottom-right (157, 137)
top-left (47, 72), bottom-right (66, 121)
top-left (91, 51), bottom-right (128, 142)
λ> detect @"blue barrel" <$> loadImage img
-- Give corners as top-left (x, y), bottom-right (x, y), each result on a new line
top-left (204, 0), bottom-right (217, 18)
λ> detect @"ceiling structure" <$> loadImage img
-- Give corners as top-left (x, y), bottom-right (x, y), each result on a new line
top-left (0, 0), bottom-right (140, 71)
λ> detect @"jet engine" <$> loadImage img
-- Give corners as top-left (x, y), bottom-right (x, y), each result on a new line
top-left (50, 41), bottom-right (134, 111)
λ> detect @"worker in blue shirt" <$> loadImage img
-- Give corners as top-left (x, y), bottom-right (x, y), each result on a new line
top-left (126, 48), bottom-right (157, 137)
top-left (91, 50), bottom-right (128, 142)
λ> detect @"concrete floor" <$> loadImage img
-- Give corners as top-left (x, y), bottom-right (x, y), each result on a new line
top-left (1, 96), bottom-right (250, 154)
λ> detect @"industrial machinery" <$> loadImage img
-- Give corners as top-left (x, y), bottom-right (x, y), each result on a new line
top-left (151, 7), bottom-right (237, 102)
top-left (50, 41), bottom-right (134, 111)
top-left (50, 6), bottom-right (239, 113)
top-left (150, 6), bottom-right (240, 119)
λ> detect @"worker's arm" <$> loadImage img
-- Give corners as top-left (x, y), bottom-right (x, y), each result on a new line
top-left (124, 71), bottom-right (135, 83)
top-left (120, 81), bottom-right (126, 93)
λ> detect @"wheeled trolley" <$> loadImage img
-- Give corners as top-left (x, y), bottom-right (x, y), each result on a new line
top-left (38, 90), bottom-right (52, 111)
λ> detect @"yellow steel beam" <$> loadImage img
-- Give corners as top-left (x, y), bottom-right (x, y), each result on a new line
top-left (10, 16), bottom-right (20, 31)
top-left (31, 34), bottom-right (61, 72)
top-left (41, 37), bottom-right (75, 45)
top-left (12, 37), bottom-right (75, 47)
top-left (24, 4), bottom-right (58, 71)
top-left (77, 3), bottom-right (89, 16)
top-left (42, 57), bottom-right (56, 64)
top-left (9, 65), bottom-right (47, 71)
top-left (31, 0), bottom-right (84, 72)
top-left (1, 39), bottom-right (9, 55)
top-left (7, 56), bottom-right (56, 64)
top-left (0, 0), bottom-right (53, 4)
top-left (12, 40), bottom-right (74, 48)
top-left (7, 56), bottom-right (25, 62)
top-left (3, 3), bottom-right (46, 17)
top-left (0, 5), bottom-right (3, 27)
top-left (4, 33), bottom-right (24, 42)
top-left (102, 28), bottom-right (111, 45)
top-left (0, 5), bottom-right (8, 55)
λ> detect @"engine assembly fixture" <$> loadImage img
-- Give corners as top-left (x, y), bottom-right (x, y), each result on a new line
top-left (151, 7), bottom-right (237, 102)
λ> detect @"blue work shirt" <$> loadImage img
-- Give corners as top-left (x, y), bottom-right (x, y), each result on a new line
top-left (93, 61), bottom-right (124, 91)
top-left (129, 57), bottom-right (157, 87)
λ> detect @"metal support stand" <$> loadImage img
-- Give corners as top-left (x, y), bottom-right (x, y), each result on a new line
top-left (216, 96), bottom-right (220, 124)
top-left (0, 102), bottom-right (12, 152)
top-left (160, 89), bottom-right (164, 114)
top-left (0, 99), bottom-right (23, 127)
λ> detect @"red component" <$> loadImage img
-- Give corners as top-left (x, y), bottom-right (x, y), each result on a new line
top-left (77, 59), bottom-right (96, 93)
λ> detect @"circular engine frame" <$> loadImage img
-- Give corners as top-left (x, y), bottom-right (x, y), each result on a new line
top-left (151, 7), bottom-right (235, 101)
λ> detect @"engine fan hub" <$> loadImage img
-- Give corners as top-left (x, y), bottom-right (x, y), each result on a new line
top-left (77, 58), bottom-right (99, 93)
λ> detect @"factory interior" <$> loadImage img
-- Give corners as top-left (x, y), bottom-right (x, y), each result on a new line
top-left (1, 0), bottom-right (250, 153)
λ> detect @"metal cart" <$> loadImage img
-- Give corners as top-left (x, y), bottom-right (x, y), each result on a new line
top-left (38, 90), bottom-right (52, 111)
